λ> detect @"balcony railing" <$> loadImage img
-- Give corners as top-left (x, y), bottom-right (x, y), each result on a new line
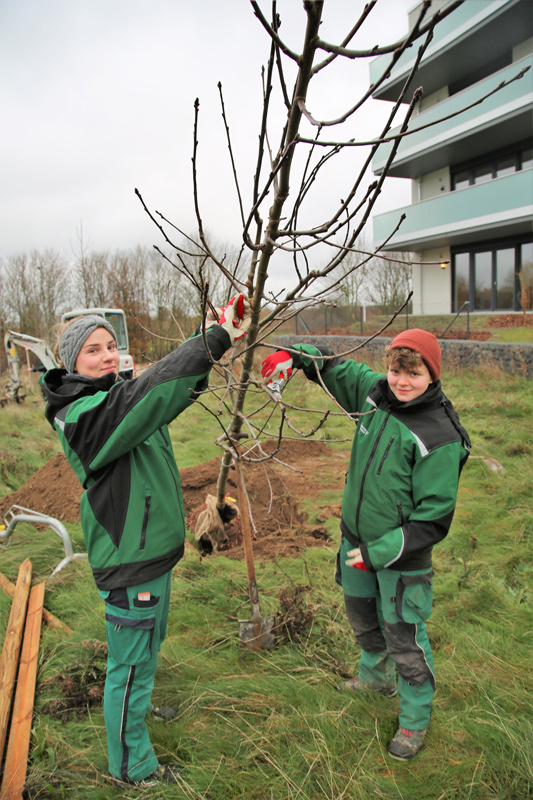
top-left (369, 0), bottom-right (516, 102)
top-left (372, 55), bottom-right (533, 178)
top-left (373, 169), bottom-right (533, 251)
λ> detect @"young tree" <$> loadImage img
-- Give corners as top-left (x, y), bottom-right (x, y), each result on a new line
top-left (136, 0), bottom-right (526, 632)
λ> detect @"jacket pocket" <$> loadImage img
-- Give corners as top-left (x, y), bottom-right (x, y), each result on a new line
top-left (105, 611), bottom-right (155, 665)
top-left (395, 571), bottom-right (434, 624)
top-left (140, 495), bottom-right (151, 550)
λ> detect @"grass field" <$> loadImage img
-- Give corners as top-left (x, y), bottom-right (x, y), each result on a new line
top-left (0, 364), bottom-right (531, 800)
top-left (317, 313), bottom-right (533, 344)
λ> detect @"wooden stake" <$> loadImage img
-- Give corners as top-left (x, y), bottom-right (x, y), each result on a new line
top-left (0, 582), bottom-right (45, 800)
top-left (0, 559), bottom-right (32, 766)
top-left (0, 572), bottom-right (71, 636)
top-left (0, 583), bottom-right (45, 798)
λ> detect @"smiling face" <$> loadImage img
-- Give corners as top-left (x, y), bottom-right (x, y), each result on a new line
top-left (74, 327), bottom-right (119, 379)
top-left (387, 360), bottom-right (432, 402)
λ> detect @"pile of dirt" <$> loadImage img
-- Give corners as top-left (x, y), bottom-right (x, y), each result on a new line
top-left (0, 440), bottom-right (348, 560)
top-left (0, 453), bottom-right (82, 522)
top-left (488, 313), bottom-right (533, 328)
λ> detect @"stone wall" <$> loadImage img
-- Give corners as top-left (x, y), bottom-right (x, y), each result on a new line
top-left (272, 335), bottom-right (533, 379)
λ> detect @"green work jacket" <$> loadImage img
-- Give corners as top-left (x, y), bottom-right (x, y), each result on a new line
top-left (42, 326), bottom-right (230, 590)
top-left (291, 344), bottom-right (470, 572)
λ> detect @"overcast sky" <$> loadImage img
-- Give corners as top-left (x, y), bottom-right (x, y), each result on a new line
top-left (1, 0), bottom-right (415, 267)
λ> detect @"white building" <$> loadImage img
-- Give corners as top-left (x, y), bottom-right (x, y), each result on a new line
top-left (371, 0), bottom-right (533, 315)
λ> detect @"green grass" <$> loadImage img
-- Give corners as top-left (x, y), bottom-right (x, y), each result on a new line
top-left (0, 368), bottom-right (531, 799)
top-left (491, 327), bottom-right (533, 343)
top-left (331, 313), bottom-right (533, 343)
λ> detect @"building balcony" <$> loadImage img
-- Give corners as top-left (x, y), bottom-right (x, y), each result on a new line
top-left (369, 0), bottom-right (531, 103)
top-left (372, 55), bottom-right (533, 178)
top-left (373, 168), bottom-right (533, 251)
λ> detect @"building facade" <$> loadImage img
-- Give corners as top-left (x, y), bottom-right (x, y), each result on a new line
top-left (371, 0), bottom-right (533, 315)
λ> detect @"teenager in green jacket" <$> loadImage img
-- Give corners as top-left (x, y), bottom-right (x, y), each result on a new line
top-left (261, 329), bottom-right (470, 760)
top-left (43, 297), bottom-right (250, 786)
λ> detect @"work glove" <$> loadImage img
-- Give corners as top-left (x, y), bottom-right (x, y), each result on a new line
top-left (261, 351), bottom-right (293, 384)
top-left (217, 294), bottom-right (251, 344)
top-left (345, 547), bottom-right (368, 571)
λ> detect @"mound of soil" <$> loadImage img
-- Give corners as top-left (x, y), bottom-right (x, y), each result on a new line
top-left (0, 440), bottom-right (347, 560)
top-left (488, 313), bottom-right (533, 328)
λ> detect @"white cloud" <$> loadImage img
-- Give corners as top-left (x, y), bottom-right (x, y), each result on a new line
top-left (0, 0), bottom-right (413, 270)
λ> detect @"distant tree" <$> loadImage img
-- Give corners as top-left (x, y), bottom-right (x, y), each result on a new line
top-left (322, 236), bottom-right (372, 320)
top-left (3, 250), bottom-right (69, 338)
top-left (155, 234), bottom-right (248, 315)
top-left (519, 261), bottom-right (532, 315)
top-left (365, 253), bottom-right (413, 316)
top-left (70, 224), bottom-right (110, 309)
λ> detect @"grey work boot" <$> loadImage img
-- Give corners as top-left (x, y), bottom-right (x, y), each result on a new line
top-left (387, 726), bottom-right (428, 760)
top-left (111, 762), bottom-right (182, 787)
top-left (337, 677), bottom-right (397, 698)
top-left (151, 704), bottom-right (179, 721)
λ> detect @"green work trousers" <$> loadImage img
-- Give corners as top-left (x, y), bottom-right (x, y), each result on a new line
top-left (339, 537), bottom-right (435, 730)
top-left (99, 570), bottom-right (172, 783)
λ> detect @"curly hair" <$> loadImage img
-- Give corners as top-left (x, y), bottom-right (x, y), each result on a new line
top-left (385, 346), bottom-right (426, 372)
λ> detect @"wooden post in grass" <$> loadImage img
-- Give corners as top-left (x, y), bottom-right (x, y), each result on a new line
top-left (0, 582), bottom-right (45, 800)
top-left (0, 559), bottom-right (32, 765)
top-left (0, 572), bottom-right (71, 635)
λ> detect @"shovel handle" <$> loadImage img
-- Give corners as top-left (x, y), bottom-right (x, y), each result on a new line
top-left (237, 463), bottom-right (257, 589)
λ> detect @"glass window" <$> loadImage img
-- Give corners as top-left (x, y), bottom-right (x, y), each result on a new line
top-left (453, 170), bottom-right (471, 190)
top-left (519, 243), bottom-right (533, 312)
top-left (104, 312), bottom-right (128, 351)
top-left (455, 252), bottom-right (469, 308)
top-left (474, 164), bottom-right (493, 184)
top-left (474, 252), bottom-right (492, 310)
top-left (496, 157), bottom-right (516, 178)
top-left (495, 248), bottom-right (515, 309)
top-left (521, 149), bottom-right (533, 170)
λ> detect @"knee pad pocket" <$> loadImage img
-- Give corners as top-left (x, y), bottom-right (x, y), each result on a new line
top-left (395, 571), bottom-right (433, 624)
top-left (105, 609), bottom-right (155, 665)
top-left (385, 620), bottom-right (435, 688)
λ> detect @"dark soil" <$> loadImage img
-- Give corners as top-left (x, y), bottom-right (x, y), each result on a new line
top-left (0, 440), bottom-right (348, 560)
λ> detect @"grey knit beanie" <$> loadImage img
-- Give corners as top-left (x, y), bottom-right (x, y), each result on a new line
top-left (59, 315), bottom-right (117, 373)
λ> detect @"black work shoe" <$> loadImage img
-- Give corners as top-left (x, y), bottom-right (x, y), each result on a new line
top-left (387, 726), bottom-right (427, 760)
top-left (337, 677), bottom-right (397, 698)
top-left (151, 703), bottom-right (179, 721)
top-left (111, 762), bottom-right (182, 787)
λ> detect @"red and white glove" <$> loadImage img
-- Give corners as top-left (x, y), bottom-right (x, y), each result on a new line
top-left (345, 547), bottom-right (368, 571)
top-left (217, 294), bottom-right (251, 344)
top-left (261, 351), bottom-right (293, 384)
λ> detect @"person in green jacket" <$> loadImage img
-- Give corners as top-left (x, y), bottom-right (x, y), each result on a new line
top-left (261, 329), bottom-right (470, 761)
top-left (43, 297), bottom-right (250, 786)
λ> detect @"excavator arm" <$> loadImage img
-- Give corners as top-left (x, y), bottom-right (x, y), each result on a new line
top-left (3, 331), bottom-right (58, 404)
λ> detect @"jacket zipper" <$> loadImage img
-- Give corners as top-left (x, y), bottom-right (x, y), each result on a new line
top-left (377, 437), bottom-right (394, 475)
top-left (355, 412), bottom-right (390, 533)
top-left (161, 451), bottom-right (186, 529)
top-left (140, 496), bottom-right (151, 550)
top-left (397, 503), bottom-right (404, 525)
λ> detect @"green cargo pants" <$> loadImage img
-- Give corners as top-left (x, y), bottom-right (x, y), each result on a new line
top-left (98, 570), bottom-right (172, 783)
top-left (339, 537), bottom-right (435, 730)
